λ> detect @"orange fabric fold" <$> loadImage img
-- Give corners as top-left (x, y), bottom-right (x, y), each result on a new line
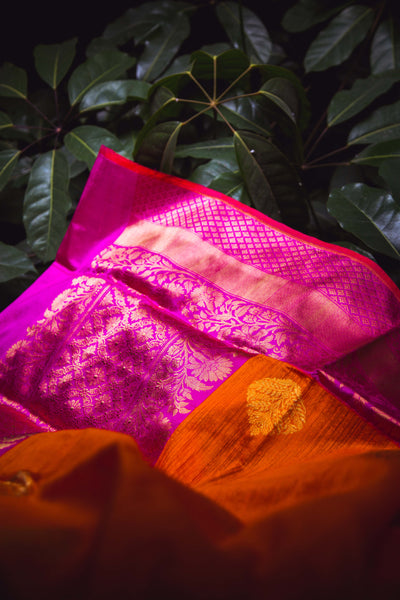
top-left (1, 356), bottom-right (400, 599)
top-left (156, 355), bottom-right (399, 522)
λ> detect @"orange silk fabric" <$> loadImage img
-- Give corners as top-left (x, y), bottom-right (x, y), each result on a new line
top-left (1, 356), bottom-right (400, 599)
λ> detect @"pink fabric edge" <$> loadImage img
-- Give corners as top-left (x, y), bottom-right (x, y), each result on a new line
top-left (99, 146), bottom-right (400, 302)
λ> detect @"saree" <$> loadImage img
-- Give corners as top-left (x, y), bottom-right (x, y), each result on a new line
top-left (1, 146), bottom-right (400, 598)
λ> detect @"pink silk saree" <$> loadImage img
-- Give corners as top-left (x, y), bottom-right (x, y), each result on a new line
top-left (1, 146), bottom-right (400, 462)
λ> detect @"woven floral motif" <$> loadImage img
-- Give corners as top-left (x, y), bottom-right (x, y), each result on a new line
top-left (247, 377), bottom-right (306, 436)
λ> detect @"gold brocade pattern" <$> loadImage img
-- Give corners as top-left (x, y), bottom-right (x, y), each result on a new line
top-left (0, 271), bottom-right (237, 459)
top-left (247, 378), bottom-right (306, 436)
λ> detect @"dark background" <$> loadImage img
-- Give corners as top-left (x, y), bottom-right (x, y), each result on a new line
top-left (1, 2), bottom-right (284, 69)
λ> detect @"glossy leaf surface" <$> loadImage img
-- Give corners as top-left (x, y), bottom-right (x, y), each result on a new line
top-left (0, 149), bottom-right (20, 190)
top-left (210, 170), bottom-right (251, 205)
top-left (136, 11), bottom-right (190, 81)
top-left (23, 151), bottom-right (71, 262)
top-left (135, 121), bottom-right (182, 170)
top-left (80, 80), bottom-right (150, 111)
top-left (348, 100), bottom-right (400, 145)
top-left (190, 158), bottom-right (236, 186)
top-left (304, 5), bottom-right (374, 72)
top-left (0, 242), bottom-right (36, 283)
top-left (64, 126), bottom-right (125, 168)
top-left (379, 159), bottom-right (400, 203)
top-left (160, 121), bottom-right (183, 173)
top-left (103, 1), bottom-right (190, 45)
top-left (34, 38), bottom-right (77, 89)
top-left (352, 140), bottom-right (400, 166)
top-left (175, 138), bottom-right (235, 161)
top-left (215, 1), bottom-right (272, 63)
top-left (282, 0), bottom-right (346, 33)
top-left (234, 131), bottom-right (304, 224)
top-left (327, 71), bottom-right (400, 127)
top-left (0, 63), bottom-right (27, 98)
top-left (68, 50), bottom-right (136, 106)
top-left (370, 18), bottom-right (400, 75)
top-left (328, 183), bottom-right (400, 260)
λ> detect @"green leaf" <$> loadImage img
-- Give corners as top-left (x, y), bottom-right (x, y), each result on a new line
top-left (0, 149), bottom-right (20, 190)
top-left (64, 126), bottom-right (125, 169)
top-left (60, 146), bottom-right (88, 178)
top-left (135, 120), bottom-right (181, 170)
top-left (254, 64), bottom-right (311, 131)
top-left (0, 242), bottom-right (36, 283)
top-left (379, 159), bottom-right (400, 202)
top-left (370, 18), bottom-right (400, 75)
top-left (136, 10), bottom-right (190, 81)
top-left (327, 183), bottom-right (400, 260)
top-left (258, 78), bottom-right (297, 123)
top-left (80, 79), bottom-right (150, 111)
top-left (191, 158), bottom-right (236, 186)
top-left (210, 170), bottom-right (251, 206)
top-left (175, 138), bottom-right (235, 161)
top-left (103, 2), bottom-right (190, 45)
top-left (282, 0), bottom-right (347, 33)
top-left (215, 1), bottom-right (272, 63)
top-left (190, 49), bottom-right (250, 93)
top-left (0, 111), bottom-right (13, 131)
top-left (34, 38), bottom-right (77, 89)
top-left (160, 121), bottom-right (183, 173)
top-left (0, 63), bottom-right (27, 98)
top-left (133, 89), bottom-right (179, 157)
top-left (304, 5), bottom-right (374, 72)
top-left (352, 140), bottom-right (400, 166)
top-left (219, 97), bottom-right (271, 137)
top-left (23, 150), bottom-right (72, 263)
top-left (327, 71), bottom-right (400, 127)
top-left (348, 100), bottom-right (400, 145)
top-left (68, 50), bottom-right (136, 106)
top-left (234, 131), bottom-right (305, 225)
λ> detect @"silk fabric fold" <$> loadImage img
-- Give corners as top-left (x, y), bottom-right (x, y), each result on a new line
top-left (0, 146), bottom-right (400, 461)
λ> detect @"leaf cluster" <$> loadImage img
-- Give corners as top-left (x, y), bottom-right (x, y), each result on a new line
top-left (1, 0), bottom-right (400, 307)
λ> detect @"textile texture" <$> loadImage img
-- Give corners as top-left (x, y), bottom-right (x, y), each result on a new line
top-left (0, 146), bottom-right (400, 462)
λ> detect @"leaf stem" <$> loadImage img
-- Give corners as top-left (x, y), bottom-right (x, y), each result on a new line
top-left (20, 132), bottom-right (58, 155)
top-left (188, 72), bottom-right (213, 103)
top-left (13, 125), bottom-right (54, 132)
top-left (175, 97), bottom-right (210, 106)
top-left (216, 65), bottom-right (252, 102)
top-left (213, 55), bottom-right (217, 101)
top-left (54, 88), bottom-right (60, 123)
top-left (24, 97), bottom-right (54, 127)
top-left (182, 105), bottom-right (212, 126)
top-left (305, 144), bottom-right (349, 166)
top-left (302, 161), bottom-right (350, 170)
top-left (305, 123), bottom-right (332, 161)
top-left (213, 104), bottom-right (236, 135)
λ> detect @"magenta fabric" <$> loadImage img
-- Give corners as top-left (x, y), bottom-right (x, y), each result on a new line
top-left (1, 146), bottom-right (400, 461)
